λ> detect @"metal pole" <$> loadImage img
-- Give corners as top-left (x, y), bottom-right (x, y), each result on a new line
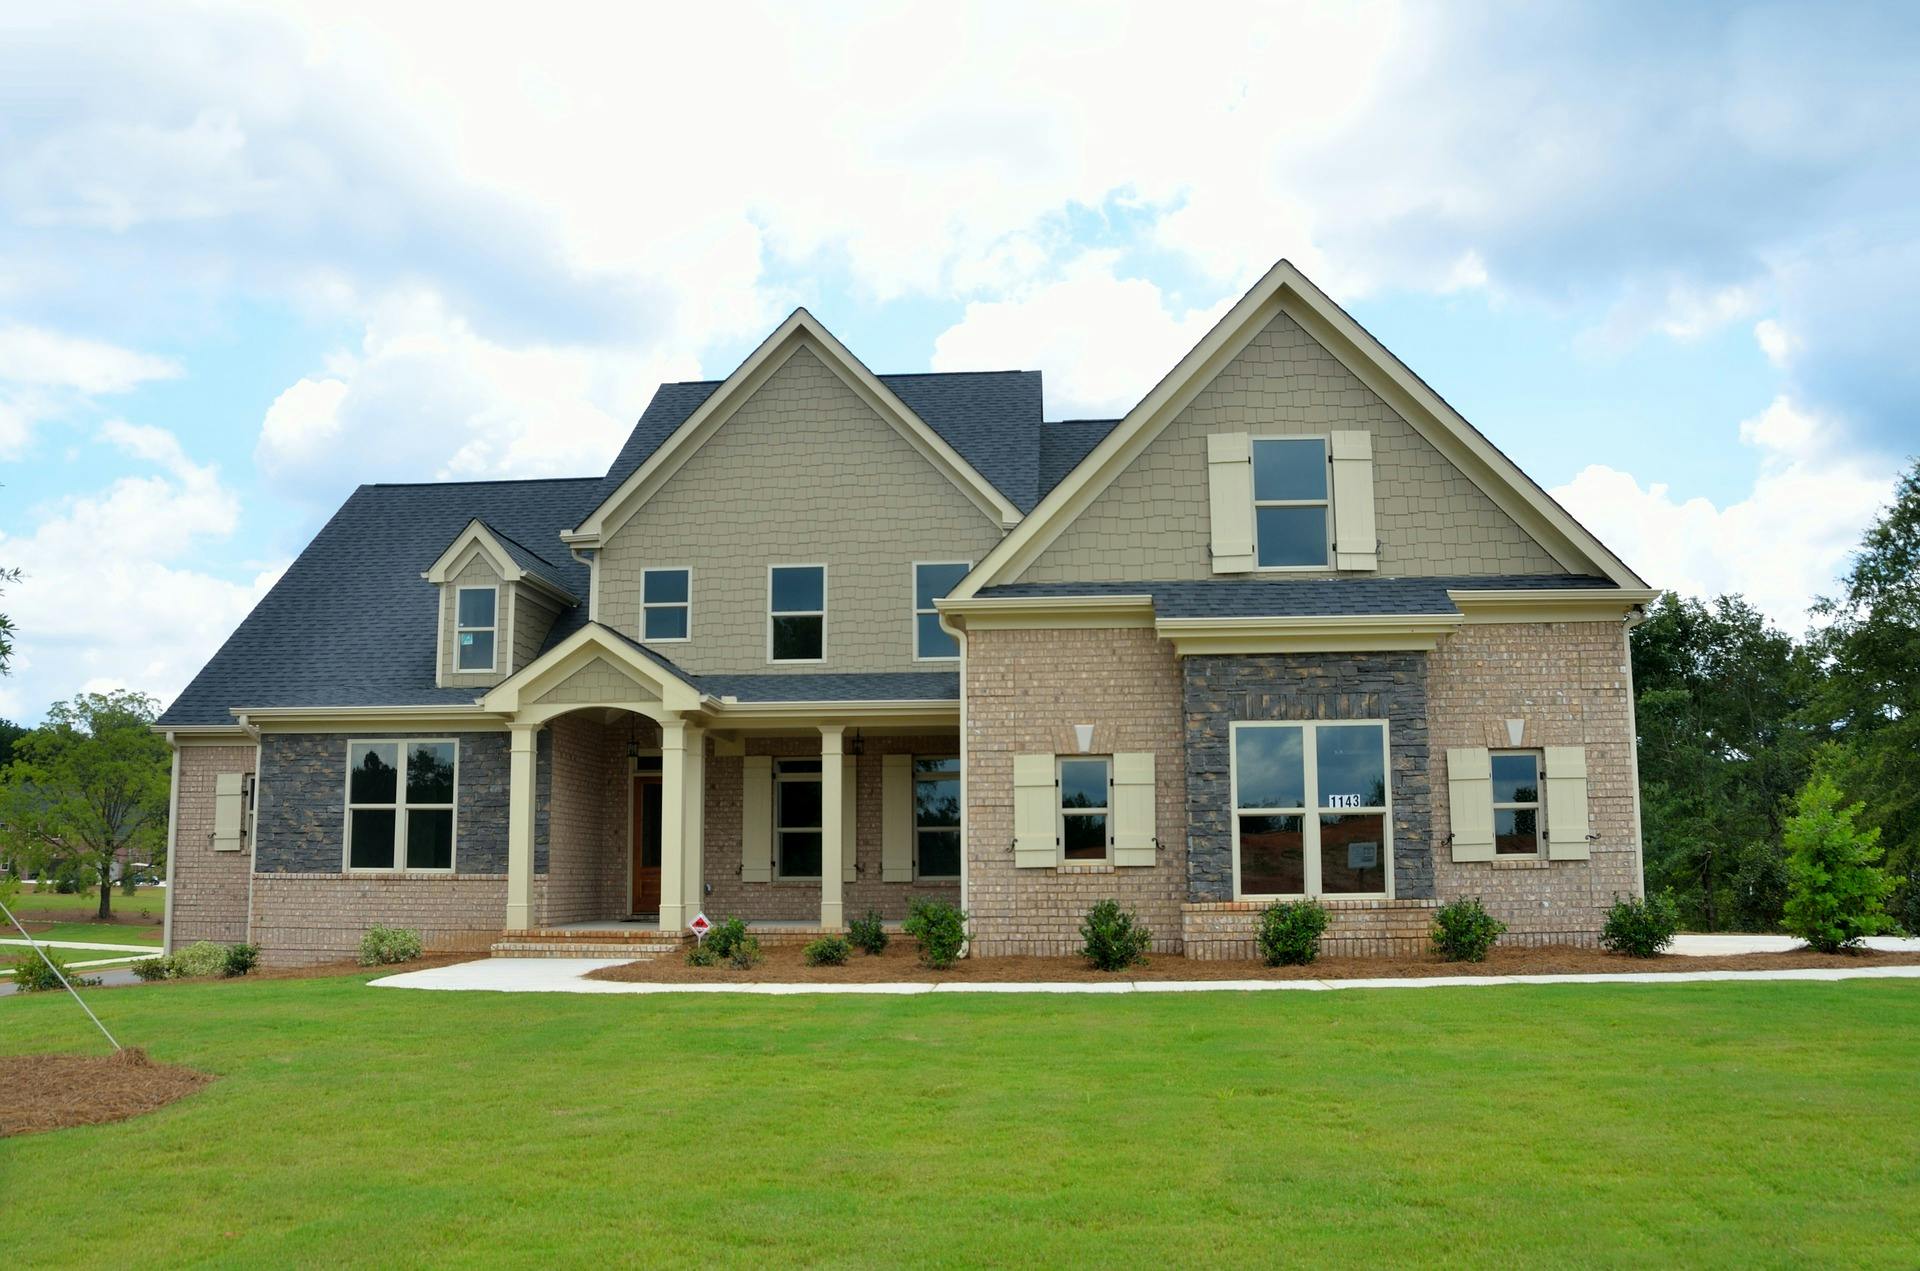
top-left (0, 896), bottom-right (122, 1051)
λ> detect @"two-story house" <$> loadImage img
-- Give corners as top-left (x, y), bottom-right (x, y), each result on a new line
top-left (158, 260), bottom-right (1656, 966)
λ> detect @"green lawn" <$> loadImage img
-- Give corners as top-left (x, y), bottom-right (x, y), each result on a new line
top-left (6, 975), bottom-right (1919, 1268)
top-left (9, 885), bottom-right (166, 920)
top-left (12, 921), bottom-right (163, 947)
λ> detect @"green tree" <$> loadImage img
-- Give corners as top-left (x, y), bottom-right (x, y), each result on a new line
top-left (0, 718), bottom-right (24, 769)
top-left (0, 564), bottom-right (18, 676)
top-left (1630, 592), bottom-right (1823, 929)
top-left (0, 690), bottom-right (170, 920)
top-left (1813, 459), bottom-right (1920, 925)
top-left (1781, 770), bottom-right (1893, 952)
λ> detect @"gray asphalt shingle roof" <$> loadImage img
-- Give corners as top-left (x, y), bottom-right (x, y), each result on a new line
top-left (470, 519), bottom-right (578, 601)
top-left (976, 574), bottom-right (1619, 619)
top-left (1039, 419), bottom-right (1122, 497)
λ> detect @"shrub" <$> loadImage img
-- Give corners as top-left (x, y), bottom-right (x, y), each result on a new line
top-left (132, 956), bottom-right (172, 982)
top-left (724, 936), bottom-right (762, 969)
top-left (688, 918), bottom-right (761, 969)
top-left (1257, 899), bottom-right (1328, 967)
top-left (705, 916), bottom-right (750, 958)
top-left (170, 940), bottom-right (233, 978)
top-left (223, 943), bottom-right (259, 978)
top-left (1782, 773), bottom-right (1894, 953)
top-left (8, 949), bottom-right (100, 992)
top-left (848, 908), bottom-right (889, 956)
top-left (357, 925), bottom-right (424, 967)
top-left (1600, 893), bottom-right (1679, 957)
top-left (1079, 899), bottom-right (1152, 971)
top-left (1430, 897), bottom-right (1507, 963)
top-left (903, 897), bottom-right (968, 970)
top-left (684, 942), bottom-right (721, 968)
top-left (803, 935), bottom-right (851, 967)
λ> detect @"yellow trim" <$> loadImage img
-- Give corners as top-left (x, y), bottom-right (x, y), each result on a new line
top-left (237, 706), bottom-right (505, 733)
top-left (936, 593), bottom-right (1156, 630)
top-left (1447, 587), bottom-right (1660, 624)
top-left (481, 625), bottom-right (704, 718)
top-left (706, 699), bottom-right (958, 730)
top-left (1153, 612), bottom-right (1462, 657)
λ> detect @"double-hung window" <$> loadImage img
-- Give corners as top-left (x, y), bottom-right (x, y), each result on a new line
top-left (346, 740), bottom-right (457, 871)
top-left (1491, 751), bottom-right (1544, 856)
top-left (456, 586), bottom-right (497, 671)
top-left (769, 565), bottom-right (826, 662)
top-left (774, 758), bottom-right (823, 878)
top-left (1232, 721), bottom-right (1390, 897)
top-left (914, 757), bottom-right (961, 879)
top-left (1058, 756), bottom-right (1111, 862)
top-left (641, 568), bottom-right (690, 641)
top-left (1251, 437), bottom-right (1330, 568)
top-left (913, 562), bottom-right (969, 660)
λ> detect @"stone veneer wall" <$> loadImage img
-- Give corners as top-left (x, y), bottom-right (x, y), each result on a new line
top-left (167, 743), bottom-right (256, 949)
top-left (1428, 620), bottom-right (1642, 946)
top-left (542, 713), bottom-right (639, 925)
top-left (1182, 652), bottom-right (1433, 902)
top-left (965, 626), bottom-right (1188, 956)
top-left (703, 732), bottom-right (962, 922)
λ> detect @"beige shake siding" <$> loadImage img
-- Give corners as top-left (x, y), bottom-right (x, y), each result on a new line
top-left (597, 347), bottom-right (1006, 675)
top-left (512, 583), bottom-right (567, 670)
top-left (1021, 309), bottom-right (1564, 583)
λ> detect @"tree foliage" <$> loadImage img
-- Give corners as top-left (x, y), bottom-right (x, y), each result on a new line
top-left (0, 564), bottom-right (18, 677)
top-left (1781, 771), bottom-right (1893, 952)
top-left (0, 690), bottom-right (170, 920)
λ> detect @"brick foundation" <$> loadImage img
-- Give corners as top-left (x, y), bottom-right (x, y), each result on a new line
top-left (248, 873), bottom-right (545, 967)
top-left (1182, 899), bottom-right (1441, 959)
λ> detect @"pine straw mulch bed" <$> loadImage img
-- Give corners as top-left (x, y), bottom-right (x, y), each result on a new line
top-left (0, 1048), bottom-right (214, 1138)
top-left (92, 951), bottom-right (482, 988)
top-left (587, 940), bottom-right (1920, 985)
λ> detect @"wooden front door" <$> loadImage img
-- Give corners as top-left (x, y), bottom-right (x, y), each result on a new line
top-left (631, 776), bottom-right (663, 916)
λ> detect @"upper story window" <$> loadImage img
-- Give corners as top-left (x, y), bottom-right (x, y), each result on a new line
top-left (1252, 437), bottom-right (1330, 568)
top-left (641, 568), bottom-right (690, 642)
top-left (769, 565), bottom-right (826, 662)
top-left (1491, 751), bottom-right (1543, 856)
top-left (456, 587), bottom-right (497, 671)
top-left (1058, 756), bottom-right (1111, 862)
top-left (347, 740), bottom-right (457, 871)
top-left (1232, 720), bottom-right (1390, 898)
top-left (913, 562), bottom-right (970, 660)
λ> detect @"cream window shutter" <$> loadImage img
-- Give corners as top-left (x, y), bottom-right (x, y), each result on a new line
top-left (1543, 746), bottom-right (1591, 860)
top-left (1206, 432), bottom-right (1256, 573)
top-left (1446, 748), bottom-right (1495, 862)
top-left (1330, 430), bottom-right (1378, 571)
top-left (1012, 754), bottom-right (1057, 868)
top-left (842, 755), bottom-right (859, 882)
top-left (212, 772), bottom-right (247, 852)
top-left (881, 754), bottom-right (914, 882)
top-left (1111, 752), bottom-right (1157, 867)
top-left (741, 755), bottom-right (773, 882)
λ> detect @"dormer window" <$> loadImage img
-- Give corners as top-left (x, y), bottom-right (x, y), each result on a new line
top-left (456, 586), bottom-right (498, 671)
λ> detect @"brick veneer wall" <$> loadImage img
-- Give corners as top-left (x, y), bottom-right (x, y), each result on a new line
top-left (703, 732), bottom-right (962, 922)
top-left (1427, 620), bottom-right (1642, 946)
top-left (1183, 898), bottom-right (1441, 959)
top-left (249, 873), bottom-right (544, 967)
top-left (168, 743), bottom-right (256, 948)
top-left (965, 626), bottom-right (1188, 956)
top-left (1182, 652), bottom-right (1433, 902)
top-left (542, 713), bottom-right (633, 925)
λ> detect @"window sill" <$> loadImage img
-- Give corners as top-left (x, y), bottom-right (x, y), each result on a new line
top-left (1492, 857), bottom-right (1551, 870)
top-left (1056, 862), bottom-right (1115, 874)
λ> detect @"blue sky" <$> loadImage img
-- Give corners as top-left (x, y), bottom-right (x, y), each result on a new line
top-left (1, 1), bottom-right (1915, 722)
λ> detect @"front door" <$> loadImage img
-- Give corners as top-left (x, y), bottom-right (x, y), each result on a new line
top-left (631, 776), bottom-right (663, 917)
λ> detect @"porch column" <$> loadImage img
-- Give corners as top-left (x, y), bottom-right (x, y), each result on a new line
top-left (506, 723), bottom-right (538, 930)
top-left (682, 723), bottom-right (706, 921)
top-left (658, 718), bottom-right (687, 933)
top-left (819, 725), bottom-right (845, 929)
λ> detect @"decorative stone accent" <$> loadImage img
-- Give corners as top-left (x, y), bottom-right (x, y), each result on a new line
top-left (1182, 652), bottom-right (1433, 902)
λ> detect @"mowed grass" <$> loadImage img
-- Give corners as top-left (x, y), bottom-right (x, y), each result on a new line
top-left (6, 975), bottom-right (1920, 1268)
top-left (9, 885), bottom-right (166, 919)
top-left (13, 921), bottom-right (162, 946)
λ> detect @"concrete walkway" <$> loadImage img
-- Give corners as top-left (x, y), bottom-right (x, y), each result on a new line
top-left (1670, 933), bottom-right (1920, 956)
top-left (370, 956), bottom-right (1920, 997)
top-left (0, 938), bottom-right (161, 955)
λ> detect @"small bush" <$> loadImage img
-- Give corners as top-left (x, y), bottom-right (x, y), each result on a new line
top-left (1257, 899), bottom-right (1329, 967)
top-left (132, 957), bottom-right (172, 982)
top-left (1600, 893), bottom-right (1679, 957)
top-left (223, 943), bottom-right (259, 978)
top-left (1430, 897), bottom-right (1507, 963)
top-left (1782, 773), bottom-right (1894, 953)
top-left (8, 949), bottom-right (100, 992)
top-left (903, 897), bottom-right (968, 970)
top-left (848, 908), bottom-right (889, 956)
top-left (684, 942), bottom-right (721, 968)
top-left (705, 916), bottom-right (750, 959)
top-left (687, 918), bottom-right (761, 969)
top-left (170, 940), bottom-right (233, 978)
top-left (803, 935), bottom-right (851, 967)
top-left (357, 925), bottom-right (424, 967)
top-left (1079, 899), bottom-right (1153, 971)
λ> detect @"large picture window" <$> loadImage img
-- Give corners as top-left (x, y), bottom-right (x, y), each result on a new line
top-left (346, 740), bottom-right (457, 871)
top-left (914, 757), bottom-right (961, 879)
top-left (912, 562), bottom-right (970, 660)
top-left (456, 587), bottom-right (497, 671)
top-left (774, 758), bottom-right (823, 879)
top-left (1231, 721), bottom-right (1389, 898)
top-left (769, 565), bottom-right (826, 662)
top-left (1251, 437), bottom-right (1330, 568)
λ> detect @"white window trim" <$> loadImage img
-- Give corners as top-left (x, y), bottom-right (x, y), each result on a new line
top-left (640, 567), bottom-right (692, 644)
top-left (342, 738), bottom-right (460, 873)
top-left (1249, 435), bottom-right (1334, 573)
top-left (1491, 749), bottom-right (1546, 858)
top-left (767, 563), bottom-right (828, 664)
top-left (454, 584), bottom-right (499, 673)
top-left (913, 755), bottom-right (962, 881)
top-left (911, 561), bottom-right (972, 662)
top-left (1229, 719), bottom-right (1393, 900)
top-left (1056, 754), bottom-right (1112, 865)
top-left (773, 758), bottom-right (824, 880)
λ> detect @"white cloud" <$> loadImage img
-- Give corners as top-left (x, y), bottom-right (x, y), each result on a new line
top-left (1754, 318), bottom-right (1798, 368)
top-left (1551, 396), bottom-right (1891, 632)
top-left (930, 255), bottom-right (1231, 417)
top-left (0, 324), bottom-right (181, 393)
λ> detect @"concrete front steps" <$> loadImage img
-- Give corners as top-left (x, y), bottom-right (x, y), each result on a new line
top-left (490, 929), bottom-right (688, 960)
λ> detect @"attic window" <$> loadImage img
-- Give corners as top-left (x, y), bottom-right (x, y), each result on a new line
top-left (1252, 437), bottom-right (1330, 568)
top-left (456, 586), bottom-right (497, 672)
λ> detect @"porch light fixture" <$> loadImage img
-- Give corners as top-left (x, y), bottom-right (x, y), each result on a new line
top-left (1073, 724), bottom-right (1095, 754)
top-left (627, 716), bottom-right (639, 762)
top-left (848, 730), bottom-right (865, 757)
